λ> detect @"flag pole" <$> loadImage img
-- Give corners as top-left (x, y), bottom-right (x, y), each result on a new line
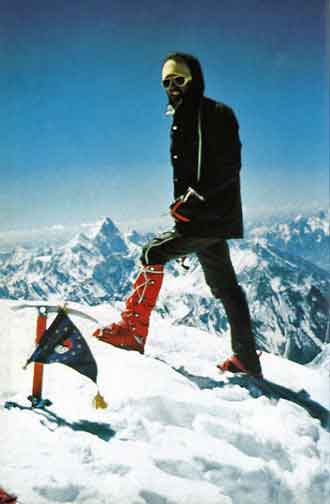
top-left (28, 306), bottom-right (52, 408)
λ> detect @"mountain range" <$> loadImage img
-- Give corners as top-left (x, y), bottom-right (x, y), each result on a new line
top-left (247, 210), bottom-right (329, 271)
top-left (0, 210), bottom-right (329, 365)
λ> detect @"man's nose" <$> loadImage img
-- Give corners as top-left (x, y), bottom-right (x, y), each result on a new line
top-left (168, 80), bottom-right (177, 90)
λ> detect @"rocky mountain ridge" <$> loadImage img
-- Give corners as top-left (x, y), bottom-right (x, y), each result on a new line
top-left (0, 213), bottom-right (329, 364)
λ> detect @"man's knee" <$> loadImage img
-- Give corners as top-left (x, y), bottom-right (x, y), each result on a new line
top-left (141, 241), bottom-right (167, 266)
top-left (140, 231), bottom-right (180, 266)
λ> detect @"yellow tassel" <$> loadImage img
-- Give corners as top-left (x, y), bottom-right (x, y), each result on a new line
top-left (93, 390), bottom-right (108, 409)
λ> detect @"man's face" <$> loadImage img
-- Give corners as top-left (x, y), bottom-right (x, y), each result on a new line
top-left (162, 59), bottom-right (192, 105)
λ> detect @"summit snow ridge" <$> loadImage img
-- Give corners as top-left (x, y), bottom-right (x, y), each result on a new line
top-left (0, 300), bottom-right (329, 504)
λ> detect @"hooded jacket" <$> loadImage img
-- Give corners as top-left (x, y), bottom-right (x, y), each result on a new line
top-left (164, 52), bottom-right (243, 239)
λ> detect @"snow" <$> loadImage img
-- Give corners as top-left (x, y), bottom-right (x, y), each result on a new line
top-left (1, 299), bottom-right (330, 504)
top-left (230, 246), bottom-right (258, 274)
top-left (270, 277), bottom-right (282, 292)
top-left (307, 215), bottom-right (329, 234)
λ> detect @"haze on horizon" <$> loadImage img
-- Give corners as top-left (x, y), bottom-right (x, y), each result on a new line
top-left (1, 0), bottom-right (328, 234)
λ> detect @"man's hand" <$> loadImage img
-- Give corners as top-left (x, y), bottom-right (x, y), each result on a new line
top-left (170, 187), bottom-right (206, 223)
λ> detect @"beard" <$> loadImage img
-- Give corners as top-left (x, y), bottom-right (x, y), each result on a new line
top-left (169, 93), bottom-right (183, 107)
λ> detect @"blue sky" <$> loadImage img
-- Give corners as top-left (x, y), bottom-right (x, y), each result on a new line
top-left (0, 0), bottom-right (328, 236)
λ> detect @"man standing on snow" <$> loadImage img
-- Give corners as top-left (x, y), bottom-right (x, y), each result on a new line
top-left (94, 52), bottom-right (262, 376)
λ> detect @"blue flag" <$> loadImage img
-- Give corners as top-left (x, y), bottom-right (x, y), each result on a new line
top-left (27, 310), bottom-right (97, 384)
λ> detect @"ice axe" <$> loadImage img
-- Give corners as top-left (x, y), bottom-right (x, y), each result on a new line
top-left (11, 303), bottom-right (98, 408)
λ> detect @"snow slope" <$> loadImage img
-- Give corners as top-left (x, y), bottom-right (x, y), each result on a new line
top-left (1, 300), bottom-right (330, 504)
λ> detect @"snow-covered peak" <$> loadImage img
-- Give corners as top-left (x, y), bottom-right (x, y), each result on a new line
top-left (65, 217), bottom-right (129, 257)
top-left (125, 229), bottom-right (155, 247)
top-left (306, 211), bottom-right (329, 234)
top-left (65, 231), bottom-right (91, 251)
top-left (90, 217), bottom-right (128, 255)
top-left (248, 209), bottom-right (329, 271)
top-left (87, 217), bottom-right (121, 240)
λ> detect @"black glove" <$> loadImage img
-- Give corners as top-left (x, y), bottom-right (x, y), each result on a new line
top-left (170, 187), bottom-right (206, 223)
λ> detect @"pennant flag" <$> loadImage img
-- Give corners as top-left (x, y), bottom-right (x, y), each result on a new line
top-left (26, 309), bottom-right (97, 384)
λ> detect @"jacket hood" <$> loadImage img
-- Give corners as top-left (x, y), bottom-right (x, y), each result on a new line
top-left (162, 52), bottom-right (205, 105)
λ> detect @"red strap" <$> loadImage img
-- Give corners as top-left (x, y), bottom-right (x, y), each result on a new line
top-left (170, 200), bottom-right (191, 223)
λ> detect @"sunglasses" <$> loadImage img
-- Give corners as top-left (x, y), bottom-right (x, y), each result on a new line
top-left (162, 75), bottom-right (192, 89)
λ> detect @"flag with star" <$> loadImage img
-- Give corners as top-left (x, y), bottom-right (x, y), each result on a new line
top-left (26, 309), bottom-right (97, 384)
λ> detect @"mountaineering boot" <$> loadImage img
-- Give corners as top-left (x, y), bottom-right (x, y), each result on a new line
top-left (216, 285), bottom-right (262, 376)
top-left (218, 353), bottom-right (263, 377)
top-left (0, 487), bottom-right (17, 503)
top-left (93, 264), bottom-right (164, 353)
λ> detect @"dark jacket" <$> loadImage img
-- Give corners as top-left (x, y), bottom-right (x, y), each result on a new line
top-left (165, 53), bottom-right (243, 239)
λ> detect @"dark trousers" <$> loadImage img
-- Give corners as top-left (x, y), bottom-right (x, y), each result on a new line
top-left (141, 229), bottom-right (259, 368)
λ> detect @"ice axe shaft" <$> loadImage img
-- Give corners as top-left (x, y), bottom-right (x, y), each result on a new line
top-left (31, 308), bottom-right (48, 401)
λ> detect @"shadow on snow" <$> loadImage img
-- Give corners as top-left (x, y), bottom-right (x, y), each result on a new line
top-left (3, 401), bottom-right (116, 441)
top-left (174, 366), bottom-right (330, 430)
